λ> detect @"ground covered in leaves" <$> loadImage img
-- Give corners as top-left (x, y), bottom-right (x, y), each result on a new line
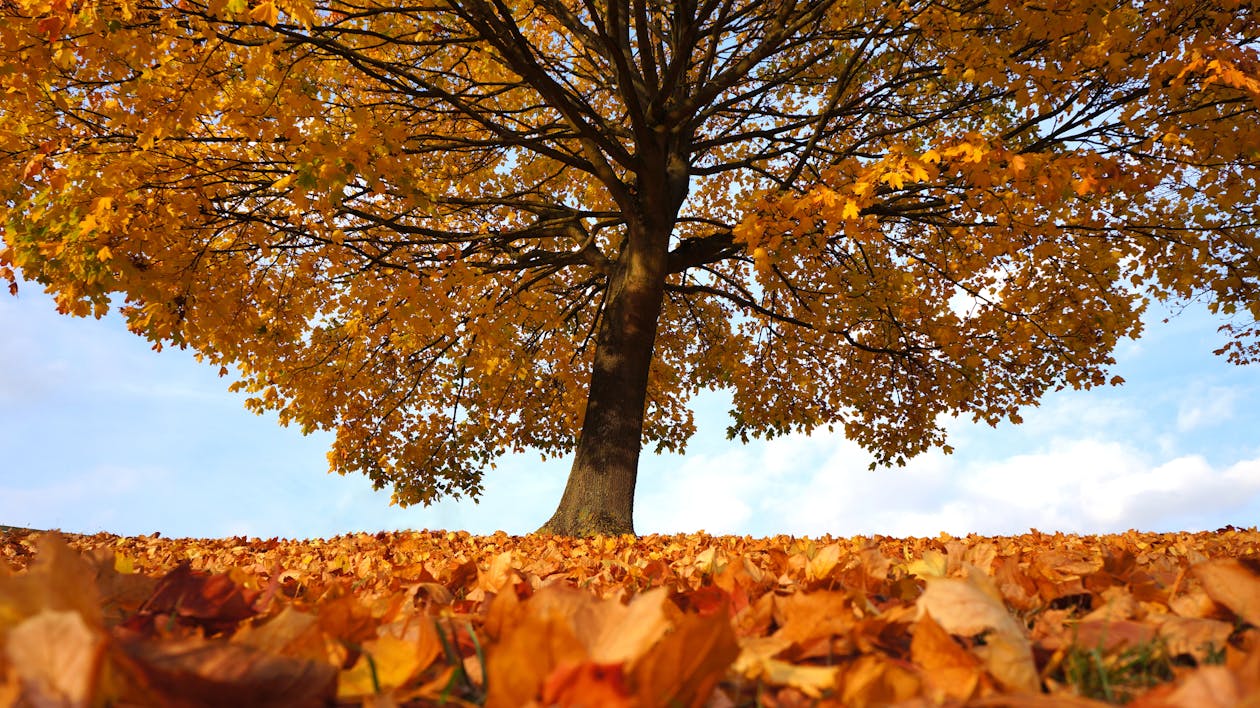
top-left (2, 527), bottom-right (1259, 706)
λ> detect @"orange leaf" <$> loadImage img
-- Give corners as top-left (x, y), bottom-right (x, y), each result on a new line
top-left (631, 604), bottom-right (740, 708)
top-left (5, 609), bottom-right (106, 707)
top-left (1191, 559), bottom-right (1260, 627)
top-left (0, 533), bottom-right (103, 629)
top-left (911, 611), bottom-right (983, 701)
top-left (36, 16), bottom-right (64, 39)
top-left (839, 654), bottom-right (921, 708)
top-left (19, 154), bottom-right (46, 181)
top-left (541, 661), bottom-right (633, 708)
top-left (483, 592), bottom-right (586, 708)
top-left (916, 569), bottom-right (1039, 693)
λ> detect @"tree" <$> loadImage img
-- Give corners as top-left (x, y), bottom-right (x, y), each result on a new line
top-left (2, 0), bottom-right (1258, 536)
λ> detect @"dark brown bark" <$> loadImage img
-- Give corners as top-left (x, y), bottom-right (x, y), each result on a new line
top-left (539, 146), bottom-right (686, 536)
top-left (538, 232), bottom-right (668, 537)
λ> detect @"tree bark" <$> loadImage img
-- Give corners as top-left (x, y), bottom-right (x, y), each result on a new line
top-left (538, 236), bottom-right (668, 536)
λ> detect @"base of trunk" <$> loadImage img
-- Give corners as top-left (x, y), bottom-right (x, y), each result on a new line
top-left (537, 505), bottom-right (634, 537)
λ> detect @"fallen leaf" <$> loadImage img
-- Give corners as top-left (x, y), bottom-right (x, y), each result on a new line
top-left (839, 654), bottom-right (921, 708)
top-left (232, 605), bottom-right (323, 659)
top-left (632, 602), bottom-right (740, 707)
top-left (1192, 559), bottom-right (1260, 626)
top-left (0, 534), bottom-right (103, 630)
top-left (911, 611), bottom-right (983, 701)
top-left (771, 591), bottom-right (856, 647)
top-left (1157, 616), bottom-right (1233, 664)
top-left (130, 563), bottom-right (259, 636)
top-left (917, 569), bottom-right (1039, 692)
top-left (1155, 666), bottom-right (1239, 708)
top-left (338, 632), bottom-right (439, 699)
top-left (584, 586), bottom-right (671, 665)
top-left (763, 660), bottom-right (841, 699)
top-left (483, 593), bottom-right (587, 708)
top-left (907, 550), bottom-right (948, 579)
top-left (806, 543), bottom-right (842, 583)
top-left (541, 661), bottom-right (633, 708)
top-left (115, 635), bottom-right (336, 708)
top-left (5, 609), bottom-right (105, 707)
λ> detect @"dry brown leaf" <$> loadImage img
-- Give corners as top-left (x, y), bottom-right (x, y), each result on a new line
top-left (911, 611), bottom-right (983, 701)
top-left (114, 635), bottom-right (336, 708)
top-left (0, 534), bottom-right (103, 632)
top-left (231, 606), bottom-right (323, 659)
top-left (838, 654), bottom-right (921, 708)
top-left (1158, 616), bottom-right (1234, 663)
top-left (1192, 559), bottom-right (1260, 626)
top-left (631, 602), bottom-right (740, 707)
top-left (771, 591), bottom-right (856, 647)
top-left (540, 661), bottom-right (633, 708)
top-left (483, 597), bottom-right (587, 708)
top-left (3, 527), bottom-right (1260, 708)
top-left (1156, 666), bottom-right (1240, 708)
top-left (916, 569), bottom-right (1039, 693)
top-left (4, 609), bottom-right (105, 707)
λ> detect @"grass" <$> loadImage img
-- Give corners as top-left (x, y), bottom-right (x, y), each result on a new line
top-left (1053, 633), bottom-right (1227, 703)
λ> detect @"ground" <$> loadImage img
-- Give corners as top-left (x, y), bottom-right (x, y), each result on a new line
top-left (2, 526), bottom-right (1258, 705)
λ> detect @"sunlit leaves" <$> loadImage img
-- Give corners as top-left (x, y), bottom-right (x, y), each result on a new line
top-left (1, 0), bottom-right (1258, 512)
top-left (4, 528), bottom-right (1260, 705)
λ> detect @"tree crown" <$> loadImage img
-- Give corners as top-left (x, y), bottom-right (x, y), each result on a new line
top-left (3, 0), bottom-right (1258, 507)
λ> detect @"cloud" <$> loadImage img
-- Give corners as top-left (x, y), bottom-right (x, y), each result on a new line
top-left (636, 448), bottom-right (758, 535)
top-left (649, 430), bottom-right (1260, 538)
top-left (1176, 386), bottom-right (1237, 432)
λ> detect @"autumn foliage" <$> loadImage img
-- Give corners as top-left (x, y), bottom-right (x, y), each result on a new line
top-left (3, 527), bottom-right (1260, 706)
top-left (3, 0), bottom-right (1259, 535)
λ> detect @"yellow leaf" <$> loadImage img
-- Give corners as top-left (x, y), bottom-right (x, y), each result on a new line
top-left (337, 633), bottom-right (430, 697)
top-left (113, 553), bottom-right (135, 574)
top-left (907, 550), bottom-right (947, 579)
top-left (806, 543), bottom-right (841, 582)
top-left (761, 659), bottom-right (838, 697)
top-left (881, 171), bottom-right (906, 190)
top-left (136, 125), bottom-right (161, 150)
top-left (249, 0), bottom-right (279, 24)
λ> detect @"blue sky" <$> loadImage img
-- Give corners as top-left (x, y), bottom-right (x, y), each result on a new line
top-left (2, 281), bottom-right (1258, 539)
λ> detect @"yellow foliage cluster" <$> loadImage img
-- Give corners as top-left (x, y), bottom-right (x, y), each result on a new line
top-left (1, 0), bottom-right (1258, 512)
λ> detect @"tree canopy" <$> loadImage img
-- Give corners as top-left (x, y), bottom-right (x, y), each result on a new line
top-left (2, 0), bottom-right (1258, 535)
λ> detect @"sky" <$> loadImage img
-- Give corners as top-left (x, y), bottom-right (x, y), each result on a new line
top-left (2, 280), bottom-right (1259, 540)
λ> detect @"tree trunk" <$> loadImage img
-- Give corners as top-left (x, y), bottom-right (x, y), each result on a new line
top-left (539, 227), bottom-right (670, 537)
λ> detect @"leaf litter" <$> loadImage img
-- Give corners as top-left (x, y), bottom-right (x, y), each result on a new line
top-left (2, 527), bottom-right (1259, 706)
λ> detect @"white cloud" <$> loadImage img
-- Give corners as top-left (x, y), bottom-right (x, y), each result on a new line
top-left (637, 450), bottom-right (756, 535)
top-left (634, 421), bottom-right (1260, 538)
top-left (1176, 386), bottom-right (1237, 432)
